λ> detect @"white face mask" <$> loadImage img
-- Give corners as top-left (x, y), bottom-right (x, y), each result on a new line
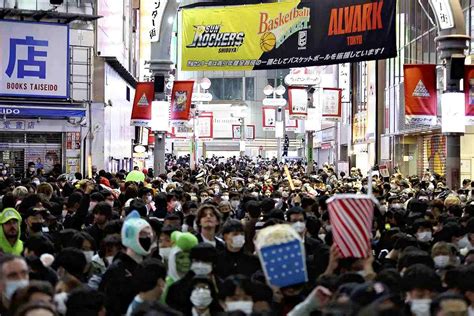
top-left (230, 200), bottom-right (240, 209)
top-left (159, 247), bottom-right (172, 260)
top-left (29, 167), bottom-right (35, 172)
top-left (1, 170), bottom-right (6, 175)
top-left (226, 301), bottom-right (253, 314)
top-left (105, 256), bottom-right (114, 265)
top-left (83, 251), bottom-right (94, 263)
top-left (88, 201), bottom-right (97, 212)
top-left (231, 235), bottom-right (245, 249)
top-left (458, 235), bottom-right (470, 249)
top-left (292, 221), bottom-right (306, 233)
top-left (182, 224), bottom-right (189, 232)
top-left (416, 231), bottom-right (432, 243)
top-left (32, 179), bottom-right (40, 186)
top-left (54, 292), bottom-right (68, 315)
top-left (190, 288), bottom-right (213, 308)
top-left (146, 195), bottom-right (153, 204)
top-left (409, 299), bottom-right (431, 316)
top-left (5, 279), bottom-right (29, 300)
top-left (62, 210), bottom-right (68, 218)
top-left (433, 255), bottom-right (450, 268)
top-left (175, 202), bottom-right (182, 212)
top-left (191, 261), bottom-right (213, 276)
top-left (221, 195), bottom-right (229, 201)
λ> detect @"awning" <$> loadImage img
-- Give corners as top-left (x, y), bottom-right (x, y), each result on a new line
top-left (0, 104), bottom-right (86, 118)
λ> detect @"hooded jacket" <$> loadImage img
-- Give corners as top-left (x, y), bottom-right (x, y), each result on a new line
top-left (0, 208), bottom-right (23, 255)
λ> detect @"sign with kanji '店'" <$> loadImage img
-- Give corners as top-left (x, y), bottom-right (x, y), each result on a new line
top-left (0, 20), bottom-right (69, 98)
top-left (181, 0), bottom-right (396, 71)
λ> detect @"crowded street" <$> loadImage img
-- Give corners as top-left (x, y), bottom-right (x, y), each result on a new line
top-left (1, 0), bottom-right (474, 315)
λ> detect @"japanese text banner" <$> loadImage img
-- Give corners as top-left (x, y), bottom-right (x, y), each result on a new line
top-left (181, 0), bottom-right (396, 71)
top-left (404, 64), bottom-right (437, 125)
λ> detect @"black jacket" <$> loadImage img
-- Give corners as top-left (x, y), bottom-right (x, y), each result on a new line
top-left (304, 236), bottom-right (330, 285)
top-left (85, 224), bottom-right (106, 247)
top-left (99, 252), bottom-right (140, 316)
top-left (215, 248), bottom-right (261, 279)
top-left (63, 194), bottom-right (90, 231)
top-left (196, 234), bottom-right (226, 252)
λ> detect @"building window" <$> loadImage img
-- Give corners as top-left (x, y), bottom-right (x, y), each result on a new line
top-left (209, 78), bottom-right (244, 100)
top-left (245, 77), bottom-right (255, 101)
top-left (126, 86), bottom-right (131, 101)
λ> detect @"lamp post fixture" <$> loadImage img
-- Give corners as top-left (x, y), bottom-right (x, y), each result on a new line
top-left (231, 101), bottom-right (249, 157)
top-left (263, 84), bottom-right (286, 162)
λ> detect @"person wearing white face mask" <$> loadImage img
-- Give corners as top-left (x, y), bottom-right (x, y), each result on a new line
top-left (215, 220), bottom-right (260, 280)
top-left (0, 255), bottom-right (29, 311)
top-left (431, 242), bottom-right (456, 269)
top-left (166, 244), bottom-right (221, 314)
top-left (401, 264), bottom-right (441, 316)
top-left (414, 219), bottom-right (433, 244)
top-left (221, 275), bottom-right (254, 315)
top-left (189, 277), bottom-right (222, 315)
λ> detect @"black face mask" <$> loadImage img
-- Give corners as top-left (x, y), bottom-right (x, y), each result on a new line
top-left (139, 237), bottom-right (152, 251)
top-left (30, 222), bottom-right (43, 233)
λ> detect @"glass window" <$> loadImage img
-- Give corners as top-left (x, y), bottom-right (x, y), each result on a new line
top-left (209, 78), bottom-right (224, 100)
top-left (223, 78), bottom-right (243, 100)
top-left (245, 77), bottom-right (255, 101)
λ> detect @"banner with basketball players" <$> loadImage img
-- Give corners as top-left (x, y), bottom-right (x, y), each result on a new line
top-left (403, 65), bottom-right (437, 126)
top-left (181, 0), bottom-right (396, 71)
top-left (170, 81), bottom-right (194, 122)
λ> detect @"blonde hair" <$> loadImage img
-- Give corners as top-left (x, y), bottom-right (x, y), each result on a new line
top-left (12, 186), bottom-right (28, 200)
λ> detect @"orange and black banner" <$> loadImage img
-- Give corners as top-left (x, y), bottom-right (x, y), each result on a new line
top-left (170, 81), bottom-right (194, 121)
top-left (403, 64), bottom-right (437, 126)
top-left (181, 0), bottom-right (396, 71)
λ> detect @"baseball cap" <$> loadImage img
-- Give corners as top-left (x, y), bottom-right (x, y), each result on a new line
top-left (0, 208), bottom-right (22, 224)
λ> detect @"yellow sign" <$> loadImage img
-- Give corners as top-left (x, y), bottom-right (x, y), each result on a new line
top-left (181, 1), bottom-right (310, 71)
top-left (284, 165), bottom-right (295, 191)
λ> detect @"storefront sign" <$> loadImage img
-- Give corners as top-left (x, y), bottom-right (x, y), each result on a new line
top-left (262, 107), bottom-right (276, 131)
top-left (262, 98), bottom-right (287, 107)
top-left (0, 120), bottom-right (26, 131)
top-left (131, 82), bottom-right (154, 127)
top-left (463, 65), bottom-right (474, 125)
top-left (322, 88), bottom-right (342, 120)
top-left (0, 20), bottom-right (69, 98)
top-left (403, 64), bottom-right (437, 125)
top-left (170, 81), bottom-right (194, 122)
top-left (0, 106), bottom-right (85, 118)
top-left (288, 87), bottom-right (308, 120)
top-left (181, 0), bottom-right (397, 71)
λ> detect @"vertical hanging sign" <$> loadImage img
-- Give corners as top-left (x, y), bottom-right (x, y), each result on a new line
top-left (403, 64), bottom-right (437, 125)
top-left (131, 82), bottom-right (154, 127)
top-left (170, 80), bottom-right (194, 123)
top-left (464, 65), bottom-right (474, 125)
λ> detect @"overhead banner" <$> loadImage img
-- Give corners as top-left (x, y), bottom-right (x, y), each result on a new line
top-left (170, 80), bottom-right (194, 122)
top-left (464, 65), bottom-right (474, 125)
top-left (181, 0), bottom-right (396, 71)
top-left (131, 82), bottom-right (154, 127)
top-left (288, 87), bottom-right (308, 120)
top-left (403, 64), bottom-right (437, 125)
top-left (322, 88), bottom-right (342, 120)
top-left (262, 107), bottom-right (276, 131)
top-left (0, 20), bottom-right (69, 98)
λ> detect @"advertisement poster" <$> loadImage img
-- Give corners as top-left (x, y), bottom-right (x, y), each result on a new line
top-left (403, 64), bottom-right (437, 125)
top-left (25, 148), bottom-right (61, 174)
top-left (262, 107), bottom-right (276, 131)
top-left (170, 81), bottom-right (194, 122)
top-left (285, 109), bottom-right (299, 131)
top-left (322, 88), bottom-right (342, 120)
top-left (0, 20), bottom-right (69, 98)
top-left (66, 132), bottom-right (81, 150)
top-left (181, 0), bottom-right (396, 71)
top-left (197, 112), bottom-right (213, 139)
top-left (232, 125), bottom-right (256, 140)
top-left (288, 87), bottom-right (308, 119)
top-left (130, 82), bottom-right (154, 127)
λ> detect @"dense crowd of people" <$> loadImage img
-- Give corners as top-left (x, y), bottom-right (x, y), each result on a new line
top-left (0, 155), bottom-right (473, 316)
